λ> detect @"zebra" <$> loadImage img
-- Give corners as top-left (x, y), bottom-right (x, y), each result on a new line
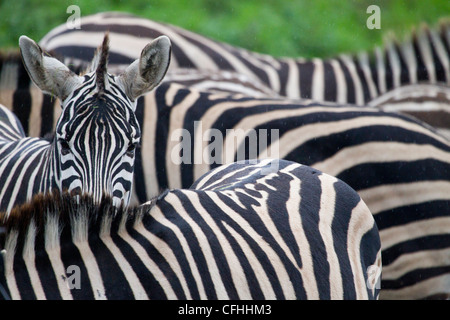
top-left (39, 12), bottom-right (450, 137)
top-left (118, 82), bottom-right (447, 300)
top-left (0, 159), bottom-right (382, 300)
top-left (0, 33), bottom-right (171, 213)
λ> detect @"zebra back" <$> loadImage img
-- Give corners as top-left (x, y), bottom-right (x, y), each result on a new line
top-left (0, 159), bottom-right (381, 300)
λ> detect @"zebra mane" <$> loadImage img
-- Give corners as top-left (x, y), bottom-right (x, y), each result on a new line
top-left (0, 190), bottom-right (157, 260)
top-left (87, 32), bottom-right (110, 97)
top-left (380, 18), bottom-right (450, 56)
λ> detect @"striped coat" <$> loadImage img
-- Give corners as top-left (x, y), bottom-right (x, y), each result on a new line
top-left (126, 83), bottom-right (449, 299)
top-left (0, 159), bottom-right (381, 300)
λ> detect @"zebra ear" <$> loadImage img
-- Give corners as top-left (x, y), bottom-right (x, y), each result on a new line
top-left (19, 36), bottom-right (82, 101)
top-left (118, 36), bottom-right (171, 102)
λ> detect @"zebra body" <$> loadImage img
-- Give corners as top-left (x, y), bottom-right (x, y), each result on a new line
top-left (121, 82), bottom-right (448, 300)
top-left (0, 159), bottom-right (382, 300)
top-left (0, 34), bottom-right (171, 212)
top-left (39, 12), bottom-right (450, 136)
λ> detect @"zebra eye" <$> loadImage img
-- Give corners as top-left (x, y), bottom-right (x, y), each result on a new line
top-left (126, 143), bottom-right (136, 157)
top-left (59, 139), bottom-right (71, 156)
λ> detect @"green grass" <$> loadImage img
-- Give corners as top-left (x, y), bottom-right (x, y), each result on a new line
top-left (1, 0), bottom-right (449, 58)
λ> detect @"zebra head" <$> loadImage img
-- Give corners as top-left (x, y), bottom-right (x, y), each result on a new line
top-left (18, 34), bottom-right (171, 207)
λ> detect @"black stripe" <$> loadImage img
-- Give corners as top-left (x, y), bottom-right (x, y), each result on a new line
top-left (394, 42), bottom-right (411, 85)
top-left (12, 65), bottom-right (32, 135)
top-left (87, 233), bottom-right (135, 299)
top-left (382, 234), bottom-right (450, 267)
top-left (298, 61), bottom-right (314, 100)
top-left (323, 61), bottom-right (337, 101)
top-left (40, 94), bottom-right (56, 137)
top-left (351, 56), bottom-right (371, 103)
top-left (375, 200), bottom-right (450, 231)
top-left (12, 254), bottom-right (36, 299)
top-left (299, 170), bottom-right (330, 299)
top-left (382, 266), bottom-right (450, 290)
top-left (331, 179), bottom-right (359, 299)
top-left (337, 159), bottom-right (450, 191)
top-left (52, 46), bottom-right (133, 65)
top-left (336, 58), bottom-right (356, 104)
top-left (384, 48), bottom-right (394, 91)
top-left (413, 34), bottom-right (430, 82)
top-left (33, 239), bottom-right (63, 299)
top-left (277, 60), bottom-right (290, 97)
top-left (427, 29), bottom-right (447, 82)
top-left (59, 232), bottom-right (95, 300)
top-left (133, 97), bottom-right (147, 203)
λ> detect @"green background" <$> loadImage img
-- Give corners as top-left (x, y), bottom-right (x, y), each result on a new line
top-left (0, 0), bottom-right (449, 58)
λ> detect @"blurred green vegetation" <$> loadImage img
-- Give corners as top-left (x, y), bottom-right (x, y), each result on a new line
top-left (0, 0), bottom-right (449, 58)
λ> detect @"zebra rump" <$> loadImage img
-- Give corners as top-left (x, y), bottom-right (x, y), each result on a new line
top-left (0, 159), bottom-right (381, 300)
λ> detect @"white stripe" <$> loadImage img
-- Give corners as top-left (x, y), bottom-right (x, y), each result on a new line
top-left (429, 28), bottom-right (450, 84)
top-left (22, 220), bottom-right (46, 299)
top-left (283, 169), bottom-right (319, 299)
top-left (312, 141), bottom-right (450, 178)
top-left (380, 216), bottom-right (450, 251)
top-left (317, 174), bottom-right (343, 299)
top-left (358, 181), bottom-right (450, 215)
top-left (375, 47), bottom-right (387, 93)
top-left (381, 247), bottom-right (450, 281)
top-left (417, 28), bottom-right (436, 83)
top-left (74, 241), bottom-right (106, 300)
top-left (285, 58), bottom-right (300, 99)
top-left (340, 54), bottom-right (364, 105)
top-left (357, 52), bottom-right (378, 99)
top-left (312, 58), bottom-right (324, 101)
top-left (3, 231), bottom-right (21, 299)
top-left (45, 215), bottom-right (73, 300)
top-left (165, 89), bottom-right (201, 189)
top-left (387, 42), bottom-right (401, 88)
top-left (347, 200), bottom-right (375, 300)
top-left (399, 39), bottom-right (418, 84)
top-left (329, 59), bottom-right (347, 104)
top-left (380, 272), bottom-right (450, 300)
top-left (164, 192), bottom-right (232, 298)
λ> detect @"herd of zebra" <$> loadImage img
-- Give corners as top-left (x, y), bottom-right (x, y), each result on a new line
top-left (0, 11), bottom-right (449, 300)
